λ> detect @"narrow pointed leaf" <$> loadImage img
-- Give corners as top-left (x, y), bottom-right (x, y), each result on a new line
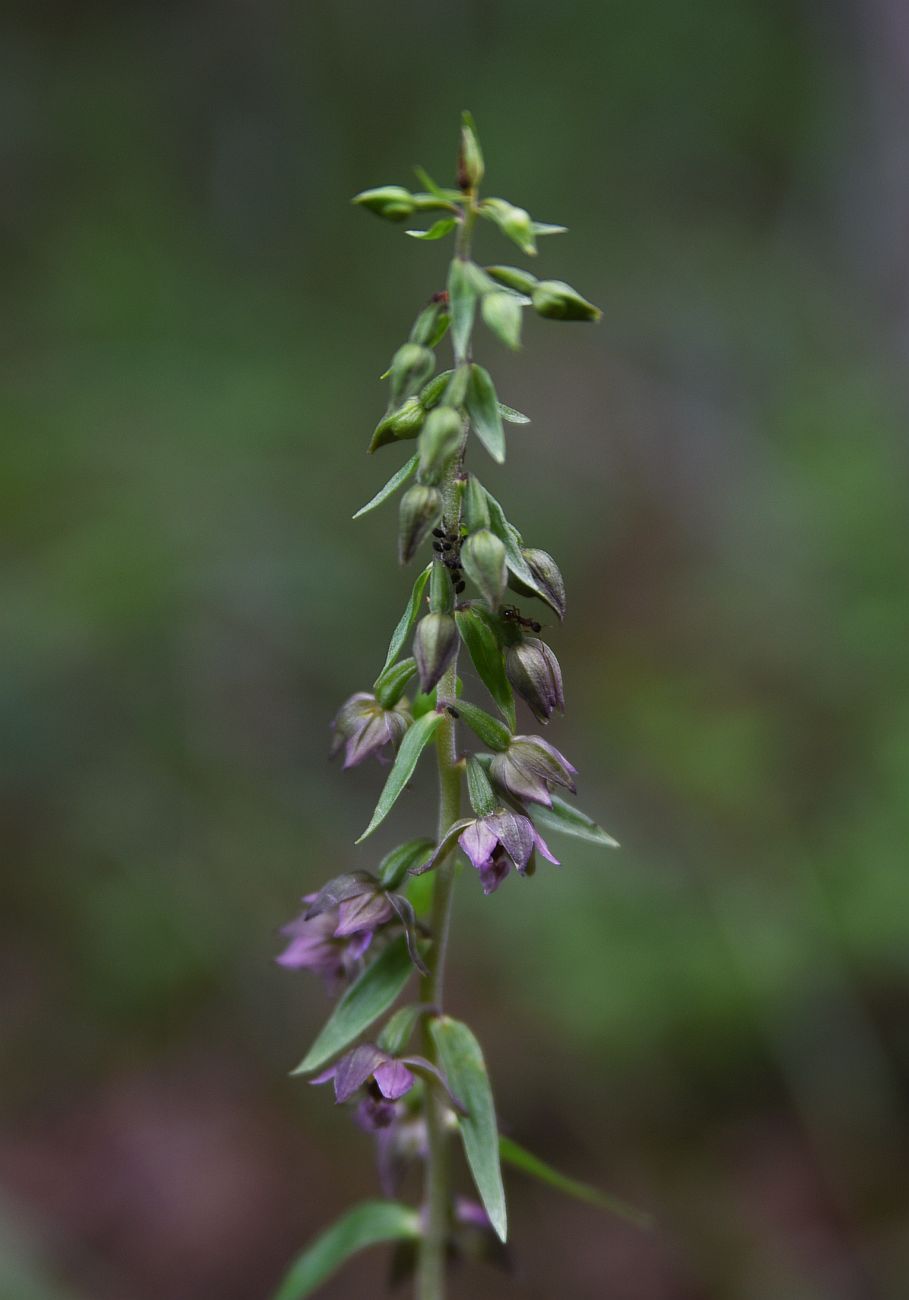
top-left (467, 365), bottom-right (505, 463)
top-left (499, 1137), bottom-right (651, 1229)
top-left (353, 454), bottom-right (419, 519)
top-left (292, 936), bottom-right (415, 1075)
top-left (497, 401), bottom-right (530, 424)
top-left (356, 711), bottom-right (443, 842)
top-left (271, 1200), bottom-right (421, 1300)
top-left (448, 259), bottom-right (477, 358)
top-left (382, 564), bottom-right (431, 672)
top-left (406, 218), bottom-right (457, 241)
top-left (377, 1003), bottom-right (425, 1055)
top-left (483, 487), bottom-right (558, 607)
top-left (530, 795), bottom-right (620, 848)
top-left (481, 291), bottom-right (522, 351)
top-left (532, 221), bottom-right (568, 236)
top-left (455, 607), bottom-right (516, 729)
top-left (430, 1016), bottom-right (507, 1242)
top-left (412, 166), bottom-right (462, 203)
top-left (378, 838), bottom-right (436, 890)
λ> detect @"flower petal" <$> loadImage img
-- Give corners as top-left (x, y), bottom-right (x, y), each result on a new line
top-left (373, 1058), bottom-right (416, 1100)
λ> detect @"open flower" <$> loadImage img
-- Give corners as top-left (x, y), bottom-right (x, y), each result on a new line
top-left (489, 735), bottom-right (576, 807)
top-left (330, 692), bottom-right (410, 768)
top-left (276, 874), bottom-right (397, 987)
top-left (312, 1043), bottom-right (459, 1132)
top-left (459, 810), bottom-right (558, 894)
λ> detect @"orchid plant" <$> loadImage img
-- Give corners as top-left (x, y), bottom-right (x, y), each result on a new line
top-left (272, 115), bottom-right (638, 1300)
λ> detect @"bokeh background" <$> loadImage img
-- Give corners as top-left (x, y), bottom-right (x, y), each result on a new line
top-left (3, 1), bottom-right (908, 1297)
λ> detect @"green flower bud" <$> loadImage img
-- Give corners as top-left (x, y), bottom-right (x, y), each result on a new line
top-left (399, 484), bottom-right (443, 564)
top-left (419, 369), bottom-right (454, 411)
top-left (531, 280), bottom-right (602, 322)
top-left (506, 547), bottom-right (567, 620)
top-left (390, 343), bottom-right (435, 406)
top-left (353, 185), bottom-right (416, 222)
top-left (505, 637), bottom-right (564, 723)
top-left (462, 474), bottom-right (490, 531)
top-left (481, 198), bottom-right (536, 256)
top-left (486, 265), bottom-right (539, 295)
top-left (461, 528), bottom-right (507, 610)
top-left (458, 111), bottom-right (484, 190)
top-left (410, 297), bottom-right (450, 348)
top-left (418, 405), bottom-right (463, 483)
top-left (413, 612), bottom-right (458, 692)
top-left (369, 394), bottom-right (426, 452)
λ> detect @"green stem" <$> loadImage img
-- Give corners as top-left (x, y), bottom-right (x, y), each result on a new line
top-left (415, 187), bottom-right (476, 1300)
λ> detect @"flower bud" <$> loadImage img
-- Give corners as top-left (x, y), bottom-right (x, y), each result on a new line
top-left (353, 185), bottom-right (416, 222)
top-left (370, 394), bottom-right (425, 452)
top-left (410, 297), bottom-right (449, 348)
top-left (531, 279), bottom-right (602, 322)
top-left (489, 735), bottom-right (577, 807)
top-left (331, 692), bottom-right (411, 768)
top-left (399, 484), bottom-right (443, 563)
top-left (418, 405), bottom-right (463, 483)
top-left (461, 528), bottom-right (507, 610)
top-left (481, 198), bottom-right (536, 256)
top-left (507, 547), bottom-right (566, 620)
top-left (505, 637), bottom-right (564, 723)
top-left (413, 612), bottom-right (458, 692)
top-left (419, 369), bottom-right (454, 411)
top-left (390, 343), bottom-right (435, 406)
top-left (458, 111), bottom-right (484, 190)
top-left (486, 265), bottom-right (538, 295)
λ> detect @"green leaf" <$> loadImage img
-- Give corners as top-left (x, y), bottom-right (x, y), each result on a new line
top-left (532, 221), bottom-right (568, 236)
top-left (353, 454), bottom-right (419, 519)
top-left (497, 401), bottom-right (530, 424)
top-left (412, 166), bottom-right (463, 204)
top-left (292, 936), bottom-right (415, 1075)
top-left (430, 1016), bottom-right (507, 1242)
top-left (448, 259), bottom-right (477, 358)
top-left (377, 838), bottom-right (436, 890)
top-left (451, 697), bottom-right (512, 752)
top-left (377, 1003), bottom-right (425, 1055)
top-left (271, 1200), bottom-right (420, 1300)
top-left (481, 292), bottom-right (523, 351)
top-left (382, 564), bottom-right (431, 672)
top-left (483, 487), bottom-right (560, 610)
top-left (467, 365), bottom-right (505, 463)
top-left (406, 218), bottom-right (457, 241)
top-left (499, 1137), bottom-right (651, 1228)
top-left (455, 607), bottom-right (516, 730)
top-left (372, 656), bottom-right (418, 709)
top-left (356, 711), bottom-right (443, 842)
top-left (530, 794), bottom-right (620, 848)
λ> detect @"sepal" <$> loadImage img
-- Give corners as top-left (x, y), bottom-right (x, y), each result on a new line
top-left (352, 186), bottom-right (416, 221)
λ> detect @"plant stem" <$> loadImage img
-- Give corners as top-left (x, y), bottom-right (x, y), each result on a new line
top-left (415, 189), bottom-right (476, 1300)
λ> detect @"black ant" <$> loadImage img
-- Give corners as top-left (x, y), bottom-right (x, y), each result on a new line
top-left (432, 524), bottom-right (466, 594)
top-left (501, 604), bottom-right (542, 634)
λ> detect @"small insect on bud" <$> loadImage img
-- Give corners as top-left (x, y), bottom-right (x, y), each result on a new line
top-left (457, 110), bottom-right (484, 190)
top-left (390, 343), bottom-right (436, 407)
top-left (352, 185), bottom-right (416, 222)
top-left (505, 637), bottom-right (565, 724)
top-left (413, 612), bottom-right (459, 692)
top-left (531, 279), bottom-right (602, 322)
top-left (369, 394), bottom-right (425, 452)
top-left (418, 405), bottom-right (463, 483)
top-left (461, 528), bottom-right (507, 610)
top-left (398, 484), bottom-right (443, 564)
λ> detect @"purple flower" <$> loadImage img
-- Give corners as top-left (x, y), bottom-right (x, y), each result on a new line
top-left (459, 810), bottom-right (558, 894)
top-left (276, 874), bottom-right (396, 987)
top-left (489, 734), bottom-right (577, 808)
top-left (312, 1043), bottom-right (458, 1132)
top-left (331, 692), bottom-right (410, 768)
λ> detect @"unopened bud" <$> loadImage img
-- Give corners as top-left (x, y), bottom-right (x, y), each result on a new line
top-left (410, 298), bottom-right (449, 348)
top-left (517, 548), bottom-right (566, 620)
top-left (390, 343), bottom-right (435, 406)
top-left (418, 405), bottom-right (463, 482)
top-left (486, 265), bottom-right (539, 295)
top-left (458, 111), bottom-right (484, 190)
top-left (531, 280), bottom-right (602, 322)
top-left (419, 370), bottom-right (454, 411)
top-left (399, 484), bottom-right (443, 564)
top-left (353, 186), bottom-right (416, 222)
top-left (413, 612), bottom-right (458, 692)
top-left (461, 528), bottom-right (507, 610)
top-left (482, 198), bottom-right (536, 256)
top-left (370, 394), bottom-right (425, 452)
top-left (505, 637), bottom-right (564, 723)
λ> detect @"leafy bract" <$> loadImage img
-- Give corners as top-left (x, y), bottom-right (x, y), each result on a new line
top-left (291, 936), bottom-right (415, 1075)
top-left (382, 564), bottom-right (431, 672)
top-left (530, 795), bottom-right (619, 848)
top-left (455, 607), bottom-right (516, 729)
top-left (406, 218), bottom-right (457, 241)
top-left (356, 711), bottom-right (443, 841)
top-left (430, 1016), bottom-right (507, 1242)
top-left (467, 365), bottom-right (505, 463)
top-left (448, 259), bottom-right (477, 358)
top-left (271, 1200), bottom-right (420, 1300)
top-left (353, 454), bottom-right (419, 519)
top-left (499, 1137), bottom-right (651, 1228)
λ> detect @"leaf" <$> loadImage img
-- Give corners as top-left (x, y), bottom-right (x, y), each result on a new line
top-left (382, 564), bottom-right (431, 672)
top-left (466, 365), bottom-right (505, 463)
top-left (497, 401), bottom-right (530, 424)
top-left (530, 795), bottom-right (620, 848)
top-left (406, 219), bottom-right (457, 241)
top-left (532, 221), bottom-right (568, 236)
top-left (448, 259), bottom-right (477, 359)
top-left (377, 1003), bottom-right (425, 1055)
top-left (498, 1137), bottom-right (652, 1229)
top-left (377, 838), bottom-right (436, 889)
top-left (413, 166), bottom-right (463, 204)
top-left (430, 1017), bottom-right (507, 1242)
top-left (481, 292), bottom-right (522, 351)
top-left (292, 937), bottom-right (415, 1075)
top-left (271, 1200), bottom-right (420, 1300)
top-left (373, 657), bottom-right (417, 709)
top-left (353, 454), bottom-right (419, 519)
top-left (356, 711), bottom-right (443, 841)
top-left (455, 607), bottom-right (516, 730)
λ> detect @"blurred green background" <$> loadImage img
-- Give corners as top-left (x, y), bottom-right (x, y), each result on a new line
top-left (3, 1), bottom-right (908, 1297)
